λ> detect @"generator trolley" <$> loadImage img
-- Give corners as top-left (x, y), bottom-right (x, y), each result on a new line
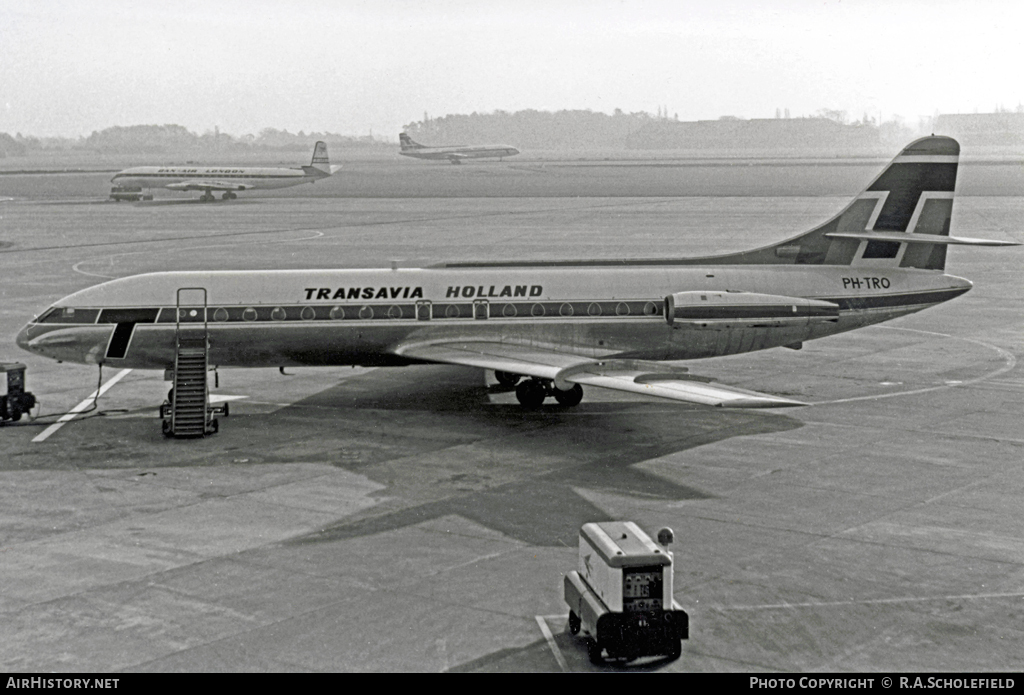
top-left (564, 521), bottom-right (688, 664)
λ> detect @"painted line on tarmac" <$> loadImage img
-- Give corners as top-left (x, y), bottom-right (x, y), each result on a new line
top-left (536, 615), bottom-right (569, 672)
top-left (32, 369), bottom-right (133, 442)
top-left (810, 327), bottom-right (1017, 406)
top-left (717, 590), bottom-right (1024, 611)
top-left (70, 230), bottom-right (325, 279)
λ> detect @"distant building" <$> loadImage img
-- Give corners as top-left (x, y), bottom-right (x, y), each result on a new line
top-left (933, 113), bottom-right (1024, 147)
top-left (625, 117), bottom-right (879, 152)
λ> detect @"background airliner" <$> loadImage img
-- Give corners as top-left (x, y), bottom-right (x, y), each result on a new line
top-left (18, 137), bottom-right (1017, 411)
top-left (399, 132), bottom-right (519, 164)
top-left (110, 141), bottom-right (341, 201)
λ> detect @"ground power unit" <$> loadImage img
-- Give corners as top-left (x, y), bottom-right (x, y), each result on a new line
top-left (564, 521), bottom-right (688, 664)
top-left (0, 363), bottom-right (36, 423)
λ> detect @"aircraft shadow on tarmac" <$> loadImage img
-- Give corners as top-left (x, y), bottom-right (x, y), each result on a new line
top-left (277, 365), bottom-right (803, 548)
top-left (136, 198), bottom-right (262, 206)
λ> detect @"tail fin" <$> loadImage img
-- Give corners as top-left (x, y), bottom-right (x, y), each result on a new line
top-left (705, 136), bottom-right (983, 270)
top-left (307, 141), bottom-right (332, 174)
top-left (399, 132), bottom-right (424, 151)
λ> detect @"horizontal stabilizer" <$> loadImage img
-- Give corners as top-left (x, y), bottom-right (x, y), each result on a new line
top-left (396, 341), bottom-right (805, 408)
top-left (825, 231), bottom-right (1020, 246)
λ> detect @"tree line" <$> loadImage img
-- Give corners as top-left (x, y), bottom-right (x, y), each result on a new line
top-left (0, 125), bottom-right (390, 157)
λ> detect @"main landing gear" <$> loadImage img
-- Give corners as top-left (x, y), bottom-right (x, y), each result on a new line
top-left (199, 191), bottom-right (236, 202)
top-left (512, 377), bottom-right (584, 409)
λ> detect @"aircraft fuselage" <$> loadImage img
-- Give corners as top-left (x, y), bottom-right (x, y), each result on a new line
top-left (400, 146), bottom-right (520, 161)
top-left (111, 166), bottom-right (320, 191)
top-left (16, 264), bottom-right (971, 371)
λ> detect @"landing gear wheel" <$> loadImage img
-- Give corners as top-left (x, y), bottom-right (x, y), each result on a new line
top-left (515, 379), bottom-right (547, 408)
top-left (494, 370), bottom-right (521, 387)
top-left (222, 192), bottom-right (232, 200)
top-left (553, 383), bottom-right (584, 407)
top-left (201, 192), bottom-right (214, 202)
top-left (568, 610), bottom-right (581, 635)
top-left (587, 639), bottom-right (603, 665)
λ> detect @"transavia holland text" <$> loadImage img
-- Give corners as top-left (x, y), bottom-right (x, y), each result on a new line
top-left (301, 285), bottom-right (544, 301)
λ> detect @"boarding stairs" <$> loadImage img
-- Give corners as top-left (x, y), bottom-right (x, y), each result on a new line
top-left (161, 288), bottom-right (225, 437)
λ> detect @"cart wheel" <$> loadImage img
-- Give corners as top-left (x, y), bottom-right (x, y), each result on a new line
top-left (568, 611), bottom-right (581, 635)
top-left (587, 639), bottom-right (603, 665)
top-left (223, 403), bottom-right (229, 417)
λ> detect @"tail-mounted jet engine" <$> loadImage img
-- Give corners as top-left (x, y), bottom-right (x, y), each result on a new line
top-left (664, 291), bottom-right (839, 328)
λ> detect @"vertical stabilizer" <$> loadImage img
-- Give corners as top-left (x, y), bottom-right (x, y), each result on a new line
top-left (695, 136), bottom-right (961, 269)
top-left (399, 132), bottom-right (424, 151)
top-left (308, 141), bottom-right (332, 174)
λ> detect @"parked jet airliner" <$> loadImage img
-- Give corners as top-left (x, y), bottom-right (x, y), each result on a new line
top-left (110, 141), bottom-right (341, 202)
top-left (18, 137), bottom-right (1017, 410)
top-left (399, 132), bottom-right (519, 164)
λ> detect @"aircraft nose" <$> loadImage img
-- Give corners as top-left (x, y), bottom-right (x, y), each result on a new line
top-left (15, 323), bottom-right (34, 353)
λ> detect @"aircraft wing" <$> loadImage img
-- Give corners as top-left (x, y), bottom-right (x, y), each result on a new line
top-left (395, 340), bottom-right (805, 408)
top-left (164, 180), bottom-right (255, 192)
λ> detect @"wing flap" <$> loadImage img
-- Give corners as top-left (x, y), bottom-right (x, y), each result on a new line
top-left (396, 341), bottom-right (805, 408)
top-left (569, 371), bottom-right (804, 408)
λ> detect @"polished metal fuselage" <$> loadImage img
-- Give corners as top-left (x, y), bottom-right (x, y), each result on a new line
top-left (16, 265), bottom-right (972, 371)
top-left (111, 166), bottom-right (318, 190)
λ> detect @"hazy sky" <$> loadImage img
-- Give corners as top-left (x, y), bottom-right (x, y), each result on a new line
top-left (2, 0), bottom-right (1022, 139)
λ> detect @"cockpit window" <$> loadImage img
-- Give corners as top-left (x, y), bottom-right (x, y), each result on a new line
top-left (36, 307), bottom-right (100, 324)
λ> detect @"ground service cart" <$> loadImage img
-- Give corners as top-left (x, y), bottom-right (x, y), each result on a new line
top-left (0, 363), bottom-right (37, 424)
top-left (564, 521), bottom-right (688, 664)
